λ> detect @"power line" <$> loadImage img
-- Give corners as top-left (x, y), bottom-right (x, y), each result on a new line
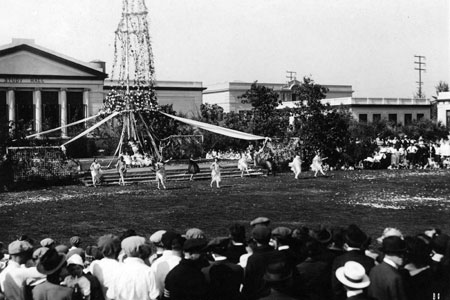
top-left (414, 55), bottom-right (426, 98)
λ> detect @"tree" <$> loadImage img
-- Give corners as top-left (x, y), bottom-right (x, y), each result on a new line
top-left (435, 81), bottom-right (449, 94)
top-left (291, 77), bottom-right (352, 166)
top-left (239, 81), bottom-right (289, 137)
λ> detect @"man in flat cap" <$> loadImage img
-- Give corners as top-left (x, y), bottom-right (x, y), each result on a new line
top-left (149, 230), bottom-right (166, 264)
top-left (250, 217), bottom-right (271, 227)
top-left (149, 231), bottom-right (183, 300)
top-left (0, 239), bottom-right (44, 300)
top-left (87, 234), bottom-right (121, 300)
top-left (164, 238), bottom-right (208, 300)
top-left (106, 236), bottom-right (155, 300)
top-left (368, 236), bottom-right (408, 300)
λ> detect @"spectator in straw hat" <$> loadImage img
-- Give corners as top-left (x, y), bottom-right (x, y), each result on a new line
top-left (32, 248), bottom-right (73, 300)
top-left (0, 240), bottom-right (44, 300)
top-left (332, 224), bottom-right (375, 300)
top-left (106, 236), bottom-right (154, 300)
top-left (87, 234), bottom-right (121, 300)
top-left (368, 236), bottom-right (408, 300)
top-left (335, 261), bottom-right (374, 300)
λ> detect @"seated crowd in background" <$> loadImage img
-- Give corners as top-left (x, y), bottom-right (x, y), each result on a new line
top-left (1, 218), bottom-right (449, 300)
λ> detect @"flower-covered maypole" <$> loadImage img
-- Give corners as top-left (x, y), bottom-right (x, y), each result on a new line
top-left (103, 0), bottom-right (160, 159)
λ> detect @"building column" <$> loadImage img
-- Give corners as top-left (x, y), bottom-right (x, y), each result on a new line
top-left (34, 88), bottom-right (42, 137)
top-left (83, 89), bottom-right (90, 117)
top-left (59, 89), bottom-right (68, 138)
top-left (7, 89), bottom-right (15, 123)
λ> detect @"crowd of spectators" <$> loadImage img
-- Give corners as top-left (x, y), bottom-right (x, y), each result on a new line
top-left (1, 218), bottom-right (449, 300)
top-left (357, 136), bottom-right (450, 171)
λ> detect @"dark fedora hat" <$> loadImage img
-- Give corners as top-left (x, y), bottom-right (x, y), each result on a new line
top-left (311, 227), bottom-right (332, 244)
top-left (380, 236), bottom-right (407, 255)
top-left (263, 260), bottom-right (292, 282)
top-left (37, 248), bottom-right (67, 275)
top-left (345, 224), bottom-right (368, 248)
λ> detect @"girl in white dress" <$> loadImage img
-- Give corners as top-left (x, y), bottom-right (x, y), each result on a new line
top-left (153, 158), bottom-right (171, 189)
top-left (311, 151), bottom-right (326, 177)
top-left (89, 158), bottom-right (103, 187)
top-left (237, 153), bottom-right (250, 177)
top-left (210, 157), bottom-right (221, 188)
top-left (289, 155), bottom-right (302, 179)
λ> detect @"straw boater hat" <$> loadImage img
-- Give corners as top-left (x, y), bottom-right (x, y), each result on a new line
top-left (335, 261), bottom-right (370, 289)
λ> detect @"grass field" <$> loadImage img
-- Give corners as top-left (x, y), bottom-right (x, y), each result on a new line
top-left (1, 168), bottom-right (450, 247)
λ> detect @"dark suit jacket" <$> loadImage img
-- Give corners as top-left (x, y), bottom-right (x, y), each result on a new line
top-left (368, 261), bottom-right (408, 300)
top-left (347, 293), bottom-right (377, 300)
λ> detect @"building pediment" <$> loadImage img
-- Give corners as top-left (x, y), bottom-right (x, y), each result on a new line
top-left (0, 42), bottom-right (107, 80)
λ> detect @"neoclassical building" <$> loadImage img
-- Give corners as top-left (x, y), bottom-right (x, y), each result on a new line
top-left (0, 38), bottom-right (204, 138)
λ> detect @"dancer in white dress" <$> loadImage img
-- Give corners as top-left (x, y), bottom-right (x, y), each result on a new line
top-left (311, 151), bottom-right (326, 177)
top-left (210, 157), bottom-right (221, 188)
top-left (237, 153), bottom-right (250, 177)
top-left (89, 158), bottom-right (103, 187)
top-left (153, 158), bottom-right (171, 189)
top-left (289, 155), bottom-right (302, 179)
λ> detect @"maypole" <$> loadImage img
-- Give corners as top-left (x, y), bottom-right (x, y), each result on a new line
top-left (104, 0), bottom-right (160, 160)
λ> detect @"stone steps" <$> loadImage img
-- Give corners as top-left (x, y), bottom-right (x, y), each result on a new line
top-left (79, 165), bottom-right (266, 186)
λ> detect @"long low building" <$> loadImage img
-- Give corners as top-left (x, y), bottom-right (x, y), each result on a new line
top-left (0, 38), bottom-right (204, 138)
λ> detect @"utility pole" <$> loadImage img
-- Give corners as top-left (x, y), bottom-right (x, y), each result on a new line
top-left (286, 71), bottom-right (297, 83)
top-left (414, 55), bottom-right (426, 98)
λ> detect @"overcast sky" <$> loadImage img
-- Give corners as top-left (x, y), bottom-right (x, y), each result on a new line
top-left (0, 0), bottom-right (448, 98)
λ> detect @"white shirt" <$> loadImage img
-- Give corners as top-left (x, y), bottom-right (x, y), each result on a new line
top-left (106, 257), bottom-right (155, 300)
top-left (0, 262), bottom-right (45, 300)
top-left (63, 275), bottom-right (91, 297)
top-left (149, 250), bottom-right (182, 300)
top-left (88, 257), bottom-right (120, 300)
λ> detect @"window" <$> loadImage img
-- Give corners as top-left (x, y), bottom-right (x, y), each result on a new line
top-left (15, 91), bottom-right (34, 130)
top-left (404, 114), bottom-right (412, 125)
top-left (388, 114), bottom-right (397, 123)
top-left (359, 114), bottom-right (367, 123)
top-left (373, 114), bottom-right (381, 123)
top-left (447, 111), bottom-right (450, 127)
top-left (417, 113), bottom-right (424, 120)
top-left (42, 91), bottom-right (59, 135)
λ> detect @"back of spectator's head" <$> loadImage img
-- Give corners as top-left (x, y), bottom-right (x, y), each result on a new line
top-left (184, 228), bottom-right (206, 240)
top-left (161, 231), bottom-right (184, 251)
top-left (40, 238), bottom-right (56, 248)
top-left (98, 234), bottom-right (121, 259)
top-left (250, 217), bottom-right (271, 227)
top-left (431, 233), bottom-right (449, 255)
top-left (345, 224), bottom-right (368, 248)
top-left (121, 236), bottom-right (147, 258)
top-left (69, 236), bottom-right (81, 248)
top-left (252, 226), bottom-right (271, 245)
top-left (330, 227), bottom-right (345, 249)
top-left (229, 223), bottom-right (246, 243)
top-left (263, 258), bottom-right (292, 289)
top-left (406, 236), bottom-right (432, 267)
top-left (310, 226), bottom-right (332, 245)
top-left (183, 238), bottom-right (208, 255)
top-left (272, 227), bottom-right (292, 245)
top-left (149, 230), bottom-right (166, 247)
top-left (205, 237), bottom-right (229, 257)
top-left (377, 227), bottom-right (403, 244)
top-left (380, 236), bottom-right (407, 256)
